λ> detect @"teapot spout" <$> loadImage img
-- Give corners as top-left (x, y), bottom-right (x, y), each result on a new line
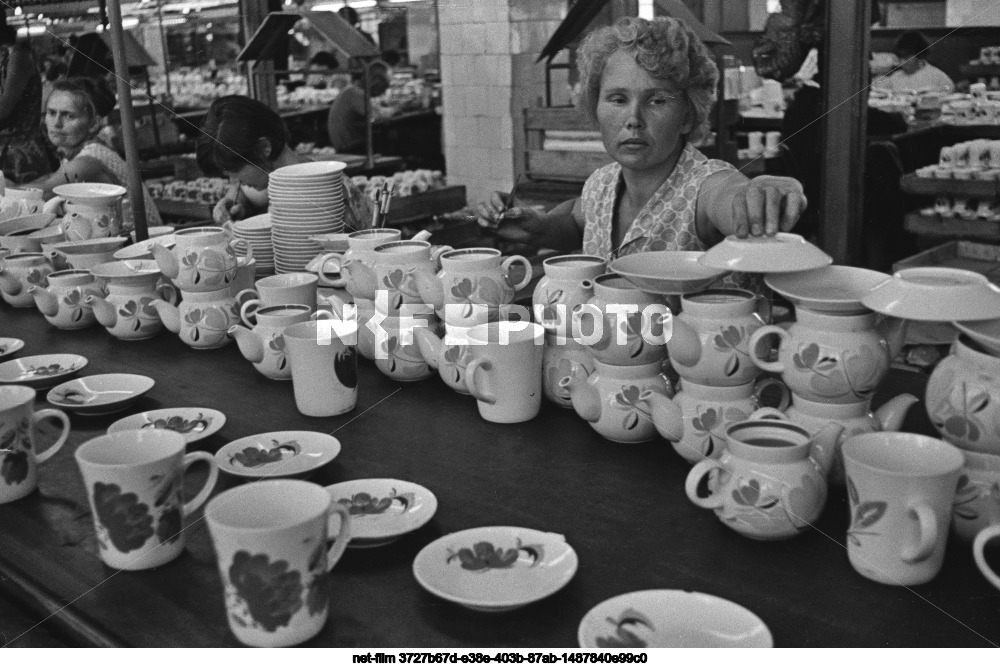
top-left (665, 316), bottom-right (702, 368)
top-left (639, 389), bottom-right (684, 442)
top-left (874, 393), bottom-right (919, 432)
top-left (150, 243), bottom-right (180, 279)
top-left (228, 325), bottom-right (265, 364)
top-left (413, 326), bottom-right (443, 369)
top-left (558, 365), bottom-right (601, 423)
top-left (86, 294), bottom-right (117, 328)
top-left (29, 285), bottom-right (58, 316)
top-left (878, 315), bottom-right (909, 360)
top-left (809, 422), bottom-right (846, 479)
top-left (149, 298), bottom-right (180, 333)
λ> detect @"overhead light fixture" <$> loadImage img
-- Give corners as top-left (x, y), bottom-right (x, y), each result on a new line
top-left (159, 15), bottom-right (190, 25)
top-left (351, 1), bottom-right (378, 7)
top-left (13, 6), bottom-right (22, 16)
top-left (122, 16), bottom-right (140, 28)
top-left (311, 3), bottom-right (345, 11)
top-left (16, 25), bottom-right (47, 36)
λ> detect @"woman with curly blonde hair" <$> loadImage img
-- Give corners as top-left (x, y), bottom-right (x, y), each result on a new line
top-left (478, 16), bottom-right (807, 261)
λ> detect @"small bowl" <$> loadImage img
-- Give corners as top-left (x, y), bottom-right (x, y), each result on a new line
top-left (0, 213), bottom-right (56, 237)
top-left (51, 237), bottom-right (128, 255)
top-left (113, 235), bottom-right (176, 260)
top-left (28, 224), bottom-right (66, 245)
top-left (766, 265), bottom-right (891, 314)
top-left (862, 267), bottom-right (1000, 322)
top-left (47, 374), bottom-right (155, 416)
top-left (699, 233), bottom-right (833, 274)
top-left (577, 590), bottom-right (773, 648)
top-left (309, 232), bottom-right (351, 252)
top-left (609, 251), bottom-right (730, 295)
top-left (953, 318), bottom-right (1000, 355)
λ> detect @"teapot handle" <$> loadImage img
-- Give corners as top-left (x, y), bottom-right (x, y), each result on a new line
top-left (316, 252), bottom-right (347, 288)
top-left (501, 254), bottom-right (533, 292)
top-left (747, 325), bottom-right (790, 373)
top-left (229, 238), bottom-right (253, 263)
top-left (900, 502), bottom-right (937, 563)
top-left (973, 525), bottom-right (1000, 592)
top-left (641, 305), bottom-right (673, 346)
top-left (156, 283), bottom-right (179, 306)
top-left (571, 302), bottom-right (603, 342)
top-left (685, 458), bottom-right (726, 510)
top-left (240, 298), bottom-right (263, 327)
top-left (748, 407), bottom-right (787, 420)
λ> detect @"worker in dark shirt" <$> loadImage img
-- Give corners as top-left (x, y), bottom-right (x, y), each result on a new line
top-left (326, 61), bottom-right (391, 154)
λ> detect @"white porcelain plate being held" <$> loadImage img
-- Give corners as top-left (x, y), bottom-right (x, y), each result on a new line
top-left (0, 354), bottom-right (88, 389)
top-left (47, 373), bottom-right (154, 416)
top-left (699, 233), bottom-right (833, 273)
top-left (862, 267), bottom-right (1000, 322)
top-left (577, 590), bottom-right (773, 648)
top-left (0, 338), bottom-right (24, 361)
top-left (412, 526), bottom-right (578, 612)
top-left (325, 479), bottom-right (438, 548)
top-left (216, 430), bottom-right (342, 478)
top-left (765, 265), bottom-right (891, 314)
top-left (609, 251), bottom-right (730, 295)
top-left (107, 407), bottom-right (226, 444)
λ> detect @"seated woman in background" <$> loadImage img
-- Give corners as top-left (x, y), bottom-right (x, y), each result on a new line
top-left (477, 17), bottom-right (806, 264)
top-left (872, 30), bottom-right (954, 94)
top-left (22, 76), bottom-right (162, 228)
top-left (198, 95), bottom-right (373, 229)
top-left (326, 61), bottom-right (393, 155)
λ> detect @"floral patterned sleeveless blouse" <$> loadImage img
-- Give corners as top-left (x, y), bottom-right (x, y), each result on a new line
top-left (581, 142), bottom-right (758, 292)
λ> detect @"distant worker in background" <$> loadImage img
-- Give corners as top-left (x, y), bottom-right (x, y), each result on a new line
top-left (306, 51), bottom-right (340, 89)
top-left (872, 30), bottom-right (954, 94)
top-left (326, 60), bottom-right (394, 155)
top-left (339, 6), bottom-right (376, 45)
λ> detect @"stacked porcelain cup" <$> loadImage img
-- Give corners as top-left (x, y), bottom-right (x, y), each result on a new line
top-left (558, 273), bottom-right (673, 444)
top-left (267, 162), bottom-right (345, 273)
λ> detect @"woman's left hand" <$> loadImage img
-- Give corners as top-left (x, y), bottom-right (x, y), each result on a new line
top-left (731, 175), bottom-right (808, 237)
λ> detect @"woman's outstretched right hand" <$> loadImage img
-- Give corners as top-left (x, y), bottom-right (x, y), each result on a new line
top-left (212, 187), bottom-right (247, 224)
top-left (475, 191), bottom-right (543, 244)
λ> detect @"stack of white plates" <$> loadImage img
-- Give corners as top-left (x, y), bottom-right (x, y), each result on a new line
top-left (232, 214), bottom-right (275, 276)
top-left (268, 161), bottom-right (346, 273)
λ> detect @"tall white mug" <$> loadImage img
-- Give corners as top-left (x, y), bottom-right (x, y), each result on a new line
top-left (0, 385), bottom-right (70, 503)
top-left (464, 321), bottom-right (545, 423)
top-left (283, 320), bottom-right (358, 417)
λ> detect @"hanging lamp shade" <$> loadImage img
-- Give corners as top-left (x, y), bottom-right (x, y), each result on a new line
top-left (536, 0), bottom-right (729, 63)
top-left (238, 11), bottom-right (380, 63)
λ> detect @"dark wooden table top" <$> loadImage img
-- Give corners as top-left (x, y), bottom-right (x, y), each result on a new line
top-left (1, 304), bottom-right (999, 648)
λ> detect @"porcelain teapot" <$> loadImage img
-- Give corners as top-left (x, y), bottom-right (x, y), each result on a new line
top-left (150, 288), bottom-right (240, 350)
top-left (229, 304), bottom-right (313, 380)
top-left (28, 269), bottom-right (104, 330)
top-left (560, 359), bottom-right (672, 443)
top-left (150, 225), bottom-right (249, 293)
top-left (86, 260), bottom-right (177, 341)
top-left (684, 419), bottom-right (844, 540)
top-left (667, 288), bottom-right (768, 386)
top-left (925, 335), bottom-right (1000, 456)
top-left (45, 183), bottom-right (127, 239)
top-left (750, 393), bottom-right (919, 485)
top-left (747, 309), bottom-right (907, 404)
top-left (640, 377), bottom-right (790, 464)
top-left (0, 252), bottom-right (53, 308)
top-left (532, 254), bottom-right (606, 330)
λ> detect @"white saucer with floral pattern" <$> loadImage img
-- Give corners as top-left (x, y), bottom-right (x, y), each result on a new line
top-left (577, 589), bottom-right (773, 648)
top-left (0, 338), bottom-right (24, 361)
top-left (47, 374), bottom-right (154, 416)
top-left (107, 408), bottom-right (227, 444)
top-left (0, 354), bottom-right (88, 389)
top-left (412, 526), bottom-right (578, 612)
top-left (325, 479), bottom-right (438, 548)
top-left (216, 430), bottom-right (341, 478)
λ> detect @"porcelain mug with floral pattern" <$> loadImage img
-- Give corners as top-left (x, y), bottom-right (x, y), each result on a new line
top-left (282, 320), bottom-right (359, 417)
top-left (414, 247), bottom-right (533, 327)
top-left (236, 272), bottom-right (319, 315)
top-left (74, 429), bottom-right (219, 570)
top-left (841, 432), bottom-right (963, 586)
top-left (464, 321), bottom-right (546, 424)
top-left (0, 385), bottom-right (70, 504)
top-left (205, 479), bottom-right (352, 647)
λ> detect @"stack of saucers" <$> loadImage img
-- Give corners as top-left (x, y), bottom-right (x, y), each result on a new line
top-left (232, 214), bottom-right (275, 276)
top-left (268, 161), bottom-right (346, 273)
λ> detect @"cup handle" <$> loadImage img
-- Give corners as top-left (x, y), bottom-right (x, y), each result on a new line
top-left (685, 458), bottom-right (726, 510)
top-left (229, 238), bottom-right (254, 263)
top-left (240, 298), bottom-right (262, 327)
top-left (180, 451), bottom-right (219, 517)
top-left (312, 310), bottom-right (335, 321)
top-left (640, 306), bottom-right (672, 346)
top-left (429, 244), bottom-right (454, 264)
top-left (973, 524), bottom-right (1000, 591)
top-left (900, 502), bottom-right (937, 563)
top-left (464, 358), bottom-right (496, 405)
top-left (317, 253), bottom-right (347, 288)
top-left (753, 377), bottom-right (790, 411)
top-left (746, 325), bottom-right (789, 373)
top-left (31, 408), bottom-right (70, 464)
top-left (156, 283), bottom-right (179, 306)
top-left (233, 288), bottom-right (259, 308)
top-left (502, 254), bottom-right (533, 292)
top-left (325, 502), bottom-right (353, 572)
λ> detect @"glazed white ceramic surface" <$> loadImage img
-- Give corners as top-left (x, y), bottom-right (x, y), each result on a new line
top-left (216, 431), bottom-right (342, 478)
top-left (610, 251), bottom-right (730, 295)
top-left (46, 374), bottom-right (154, 415)
top-left (325, 479), bottom-right (438, 547)
top-left (699, 233), bottom-right (833, 273)
top-left (0, 354), bottom-right (88, 388)
top-left (107, 408), bottom-right (226, 445)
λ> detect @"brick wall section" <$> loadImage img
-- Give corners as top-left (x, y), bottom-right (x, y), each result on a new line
top-left (439, 0), bottom-right (566, 205)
